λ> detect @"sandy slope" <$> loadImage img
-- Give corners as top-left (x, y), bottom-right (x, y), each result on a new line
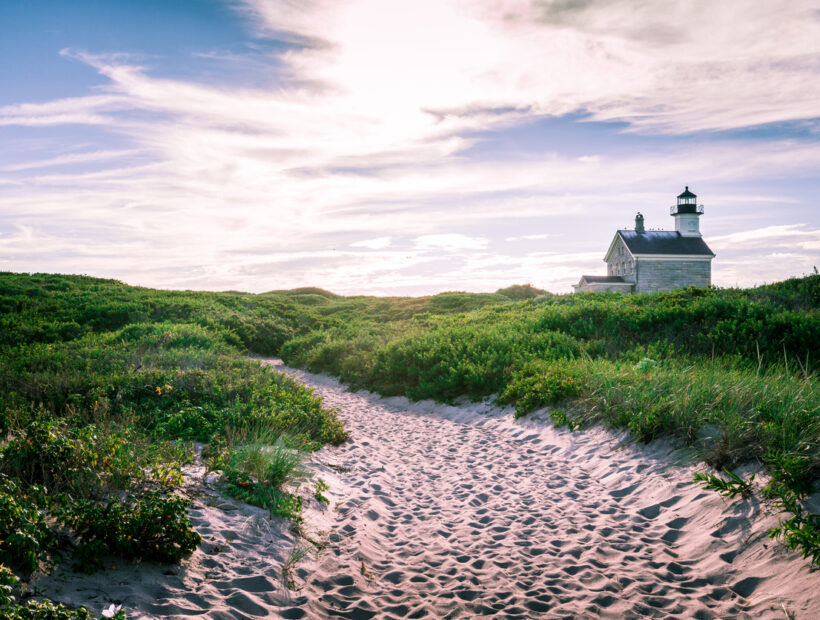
top-left (34, 359), bottom-right (819, 618)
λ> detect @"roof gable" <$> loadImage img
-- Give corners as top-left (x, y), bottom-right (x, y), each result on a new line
top-left (603, 233), bottom-right (633, 263)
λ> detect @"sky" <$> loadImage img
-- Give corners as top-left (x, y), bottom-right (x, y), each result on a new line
top-left (1, 0), bottom-right (819, 295)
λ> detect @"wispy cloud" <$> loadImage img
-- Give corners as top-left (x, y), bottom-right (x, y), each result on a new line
top-left (350, 236), bottom-right (392, 249)
top-left (709, 224), bottom-right (820, 250)
top-left (414, 234), bottom-right (488, 251)
top-left (1, 150), bottom-right (137, 172)
top-left (0, 94), bottom-right (129, 127)
top-left (505, 234), bottom-right (552, 242)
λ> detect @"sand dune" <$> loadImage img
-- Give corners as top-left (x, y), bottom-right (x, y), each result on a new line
top-left (33, 359), bottom-right (819, 618)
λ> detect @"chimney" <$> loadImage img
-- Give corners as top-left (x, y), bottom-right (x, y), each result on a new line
top-left (635, 212), bottom-right (645, 233)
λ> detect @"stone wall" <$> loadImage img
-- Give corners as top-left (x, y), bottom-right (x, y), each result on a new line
top-left (606, 237), bottom-right (635, 282)
top-left (576, 282), bottom-right (635, 293)
top-left (634, 259), bottom-right (711, 293)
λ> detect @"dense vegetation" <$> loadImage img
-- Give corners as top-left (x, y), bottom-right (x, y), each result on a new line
top-left (280, 278), bottom-right (819, 468)
top-left (0, 272), bottom-right (347, 615)
top-left (1, 270), bottom-right (819, 594)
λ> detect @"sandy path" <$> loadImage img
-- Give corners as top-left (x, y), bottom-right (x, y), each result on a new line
top-left (277, 361), bottom-right (819, 619)
top-left (33, 360), bottom-right (819, 618)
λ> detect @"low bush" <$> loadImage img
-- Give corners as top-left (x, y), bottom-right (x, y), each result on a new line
top-left (548, 410), bottom-right (581, 431)
top-left (222, 470), bottom-right (303, 520)
top-left (763, 452), bottom-right (815, 499)
top-left (0, 478), bottom-right (54, 575)
top-left (768, 489), bottom-right (820, 566)
top-left (314, 479), bottom-right (330, 504)
top-left (225, 432), bottom-right (306, 489)
top-left (0, 564), bottom-right (123, 619)
top-left (499, 360), bottom-right (588, 417)
top-left (693, 469), bottom-right (755, 498)
top-left (207, 428), bottom-right (308, 520)
top-left (61, 492), bottom-right (201, 572)
top-left (495, 284), bottom-right (546, 300)
top-left (0, 421), bottom-right (98, 496)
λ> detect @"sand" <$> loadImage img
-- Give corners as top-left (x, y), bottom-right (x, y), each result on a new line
top-left (32, 358), bottom-right (819, 618)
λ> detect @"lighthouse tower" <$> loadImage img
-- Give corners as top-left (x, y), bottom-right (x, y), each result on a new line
top-left (670, 186), bottom-right (703, 237)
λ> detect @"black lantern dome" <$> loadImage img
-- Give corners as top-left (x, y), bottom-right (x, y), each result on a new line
top-left (672, 186), bottom-right (700, 215)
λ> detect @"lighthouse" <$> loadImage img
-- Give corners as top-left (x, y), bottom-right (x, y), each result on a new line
top-left (573, 186), bottom-right (715, 294)
top-left (670, 186), bottom-right (704, 237)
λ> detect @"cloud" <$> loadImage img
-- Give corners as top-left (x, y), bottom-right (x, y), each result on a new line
top-left (505, 234), bottom-right (552, 242)
top-left (240, 0), bottom-right (820, 134)
top-left (350, 236), bottom-right (392, 249)
top-left (414, 234), bottom-right (488, 251)
top-left (0, 94), bottom-right (130, 127)
top-left (0, 150), bottom-right (138, 172)
top-left (704, 224), bottom-right (820, 288)
top-left (709, 224), bottom-right (820, 250)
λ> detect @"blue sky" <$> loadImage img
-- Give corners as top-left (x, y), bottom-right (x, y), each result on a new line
top-left (1, 0), bottom-right (819, 294)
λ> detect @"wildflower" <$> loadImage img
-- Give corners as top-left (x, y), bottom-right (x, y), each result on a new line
top-left (102, 603), bottom-right (123, 618)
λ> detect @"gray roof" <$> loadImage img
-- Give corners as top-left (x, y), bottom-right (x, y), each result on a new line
top-left (678, 186), bottom-right (697, 198)
top-left (618, 230), bottom-right (715, 256)
top-left (579, 275), bottom-right (629, 283)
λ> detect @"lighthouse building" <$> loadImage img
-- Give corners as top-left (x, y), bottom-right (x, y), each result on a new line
top-left (573, 187), bottom-right (716, 294)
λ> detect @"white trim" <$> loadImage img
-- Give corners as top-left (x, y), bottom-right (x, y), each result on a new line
top-left (580, 279), bottom-right (633, 286)
top-left (633, 254), bottom-right (714, 260)
top-left (603, 232), bottom-right (635, 263)
top-left (575, 281), bottom-right (635, 292)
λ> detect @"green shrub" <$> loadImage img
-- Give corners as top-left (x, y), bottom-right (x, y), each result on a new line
top-left (314, 479), bottom-right (330, 504)
top-left (548, 409), bottom-right (581, 431)
top-left (222, 470), bottom-right (303, 520)
top-left (0, 564), bottom-right (121, 619)
top-left (693, 469), bottom-right (755, 498)
top-left (224, 432), bottom-right (305, 489)
top-left (0, 565), bottom-right (16, 608)
top-left (495, 284), bottom-right (546, 300)
top-left (763, 451), bottom-right (815, 499)
top-left (61, 493), bottom-right (200, 571)
top-left (768, 490), bottom-right (820, 567)
top-left (0, 421), bottom-right (98, 496)
top-left (500, 360), bottom-right (588, 417)
top-left (0, 478), bottom-right (54, 575)
top-left (208, 428), bottom-right (308, 520)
